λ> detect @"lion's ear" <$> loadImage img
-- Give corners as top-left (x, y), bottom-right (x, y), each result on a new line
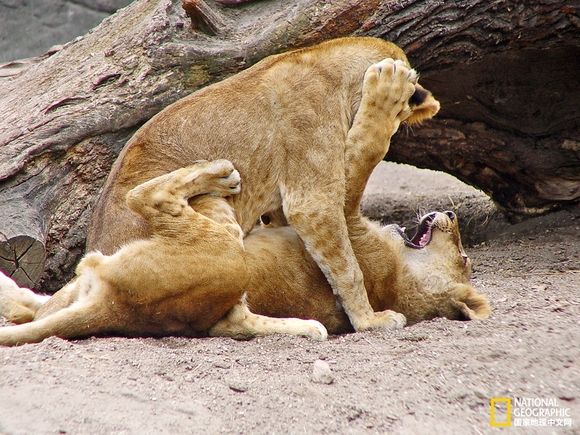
top-left (406, 84), bottom-right (440, 125)
top-left (450, 284), bottom-right (491, 320)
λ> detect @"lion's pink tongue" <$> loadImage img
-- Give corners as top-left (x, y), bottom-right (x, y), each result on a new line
top-left (419, 228), bottom-right (431, 247)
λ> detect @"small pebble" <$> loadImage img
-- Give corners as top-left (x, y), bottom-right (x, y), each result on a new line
top-left (311, 359), bottom-right (334, 385)
top-left (214, 360), bottom-right (231, 369)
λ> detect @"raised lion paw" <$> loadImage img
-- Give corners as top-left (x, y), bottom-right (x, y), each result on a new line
top-left (361, 58), bottom-right (417, 130)
top-left (174, 159), bottom-right (241, 198)
top-left (201, 159), bottom-right (242, 197)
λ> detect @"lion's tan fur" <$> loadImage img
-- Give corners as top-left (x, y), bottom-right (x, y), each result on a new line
top-left (86, 37), bottom-right (440, 331)
top-left (0, 38), bottom-right (490, 347)
top-left (0, 160), bottom-right (328, 346)
top-left (0, 191), bottom-right (490, 345)
top-left (244, 212), bottom-right (490, 335)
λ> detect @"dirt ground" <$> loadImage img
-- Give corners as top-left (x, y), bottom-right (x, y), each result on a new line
top-left (0, 162), bottom-right (578, 435)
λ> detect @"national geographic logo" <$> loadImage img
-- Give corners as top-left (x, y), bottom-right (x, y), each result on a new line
top-left (490, 397), bottom-right (573, 428)
top-left (490, 398), bottom-right (512, 427)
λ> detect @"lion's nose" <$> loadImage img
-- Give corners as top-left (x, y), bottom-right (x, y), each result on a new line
top-left (445, 211), bottom-right (456, 221)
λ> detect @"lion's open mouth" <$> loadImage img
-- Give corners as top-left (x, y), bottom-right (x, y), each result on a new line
top-left (396, 212), bottom-right (436, 249)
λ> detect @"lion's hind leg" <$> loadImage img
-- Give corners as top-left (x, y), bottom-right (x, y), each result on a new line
top-left (0, 271), bottom-right (50, 324)
top-left (126, 159), bottom-right (241, 220)
top-left (0, 268), bottom-right (114, 346)
top-left (209, 297), bottom-right (328, 341)
top-left (0, 299), bottom-right (106, 346)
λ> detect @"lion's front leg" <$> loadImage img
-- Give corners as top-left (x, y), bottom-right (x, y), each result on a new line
top-left (350, 58), bottom-right (417, 157)
top-left (209, 298), bottom-right (328, 341)
top-left (281, 187), bottom-right (406, 332)
top-left (345, 58), bottom-right (417, 217)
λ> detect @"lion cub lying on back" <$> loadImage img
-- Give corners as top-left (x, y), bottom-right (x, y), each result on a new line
top-left (244, 210), bottom-right (490, 335)
top-left (0, 157), bottom-right (489, 346)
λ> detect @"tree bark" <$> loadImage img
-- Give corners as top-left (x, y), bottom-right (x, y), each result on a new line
top-left (0, 0), bottom-right (578, 290)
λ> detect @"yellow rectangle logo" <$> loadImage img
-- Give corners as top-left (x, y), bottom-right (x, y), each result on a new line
top-left (490, 397), bottom-right (512, 427)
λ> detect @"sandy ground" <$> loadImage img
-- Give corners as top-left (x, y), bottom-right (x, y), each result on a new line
top-left (0, 162), bottom-right (578, 434)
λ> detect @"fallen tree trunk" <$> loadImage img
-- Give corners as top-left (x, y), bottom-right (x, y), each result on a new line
top-left (0, 0), bottom-right (578, 290)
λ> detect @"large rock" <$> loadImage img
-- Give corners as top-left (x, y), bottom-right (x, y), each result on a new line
top-left (0, 0), bottom-right (132, 63)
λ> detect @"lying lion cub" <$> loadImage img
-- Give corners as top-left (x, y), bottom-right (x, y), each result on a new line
top-left (87, 37), bottom-right (440, 332)
top-left (0, 159), bottom-right (490, 346)
top-left (243, 210), bottom-right (490, 335)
